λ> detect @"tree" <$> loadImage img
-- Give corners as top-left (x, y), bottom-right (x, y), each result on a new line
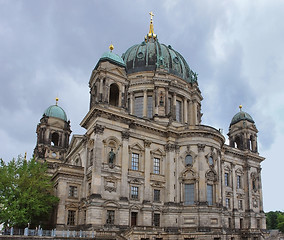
top-left (266, 211), bottom-right (279, 229)
top-left (277, 213), bottom-right (284, 233)
top-left (0, 157), bottom-right (59, 228)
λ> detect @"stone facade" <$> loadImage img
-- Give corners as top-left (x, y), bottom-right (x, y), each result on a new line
top-left (34, 24), bottom-right (266, 240)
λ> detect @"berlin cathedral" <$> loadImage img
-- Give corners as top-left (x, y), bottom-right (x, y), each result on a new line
top-left (34, 13), bottom-right (266, 240)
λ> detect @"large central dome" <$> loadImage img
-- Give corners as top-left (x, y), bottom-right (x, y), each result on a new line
top-left (122, 16), bottom-right (197, 84)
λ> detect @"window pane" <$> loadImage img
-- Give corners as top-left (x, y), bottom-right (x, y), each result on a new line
top-left (176, 100), bottom-right (182, 122)
top-left (154, 189), bottom-right (160, 202)
top-left (225, 173), bottom-right (229, 186)
top-left (237, 175), bottom-right (241, 189)
top-left (131, 186), bottom-right (139, 199)
top-left (153, 213), bottom-right (160, 227)
top-left (207, 184), bottom-right (213, 205)
top-left (134, 97), bottom-right (143, 117)
top-left (185, 154), bottom-right (193, 166)
top-left (147, 96), bottom-right (153, 118)
top-left (184, 184), bottom-right (194, 205)
top-left (208, 156), bottom-right (214, 165)
top-left (131, 153), bottom-right (139, 171)
top-left (67, 210), bottom-right (75, 225)
top-left (106, 210), bottom-right (115, 224)
top-left (153, 158), bottom-right (160, 174)
top-left (69, 186), bottom-right (77, 198)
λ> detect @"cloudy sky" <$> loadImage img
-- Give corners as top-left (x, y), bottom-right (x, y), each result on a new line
top-left (1, 0), bottom-right (283, 212)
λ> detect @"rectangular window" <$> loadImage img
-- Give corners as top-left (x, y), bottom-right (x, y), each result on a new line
top-left (154, 189), bottom-right (160, 202)
top-left (131, 212), bottom-right (138, 226)
top-left (207, 184), bottom-right (213, 206)
top-left (106, 210), bottom-right (115, 225)
top-left (88, 182), bottom-right (91, 195)
top-left (134, 96), bottom-right (143, 117)
top-left (131, 153), bottom-right (139, 171)
top-left (153, 157), bottom-right (160, 174)
top-left (225, 173), bottom-right (229, 186)
top-left (131, 186), bottom-right (139, 200)
top-left (176, 100), bottom-right (182, 122)
top-left (167, 97), bottom-right (172, 114)
top-left (226, 198), bottom-right (231, 209)
top-left (240, 218), bottom-right (243, 229)
top-left (89, 149), bottom-right (93, 166)
top-left (67, 210), bottom-right (75, 225)
top-left (239, 199), bottom-right (243, 210)
top-left (257, 219), bottom-right (261, 229)
top-left (184, 183), bottom-right (194, 205)
top-left (153, 213), bottom-right (160, 227)
top-left (69, 186), bottom-right (77, 198)
top-left (237, 175), bottom-right (241, 189)
top-left (228, 217), bottom-right (232, 228)
top-left (147, 96), bottom-right (153, 118)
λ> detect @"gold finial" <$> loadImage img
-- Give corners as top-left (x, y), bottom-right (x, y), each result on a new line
top-left (55, 97), bottom-right (59, 106)
top-left (145, 11), bottom-right (157, 42)
top-left (109, 44), bottom-right (114, 52)
top-left (24, 152), bottom-right (27, 160)
top-left (239, 105), bottom-right (243, 111)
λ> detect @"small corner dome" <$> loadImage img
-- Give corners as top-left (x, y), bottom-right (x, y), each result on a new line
top-left (44, 105), bottom-right (68, 121)
top-left (230, 110), bottom-right (254, 126)
top-left (95, 50), bottom-right (126, 70)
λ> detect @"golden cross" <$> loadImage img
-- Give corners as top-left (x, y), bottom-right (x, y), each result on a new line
top-left (149, 11), bottom-right (154, 21)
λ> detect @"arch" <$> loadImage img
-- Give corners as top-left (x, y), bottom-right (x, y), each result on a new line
top-left (109, 83), bottom-right (119, 106)
top-left (51, 132), bottom-right (59, 146)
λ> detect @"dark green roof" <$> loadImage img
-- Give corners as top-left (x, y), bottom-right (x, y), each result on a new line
top-left (95, 51), bottom-right (126, 69)
top-left (122, 38), bottom-right (198, 84)
top-left (230, 110), bottom-right (254, 126)
top-left (44, 105), bottom-right (67, 121)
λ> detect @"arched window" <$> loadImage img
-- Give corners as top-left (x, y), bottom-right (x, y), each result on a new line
top-left (185, 154), bottom-right (193, 166)
top-left (109, 83), bottom-right (119, 106)
top-left (51, 132), bottom-right (59, 146)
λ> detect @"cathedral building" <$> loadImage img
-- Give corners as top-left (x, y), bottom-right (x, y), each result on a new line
top-left (34, 14), bottom-right (266, 240)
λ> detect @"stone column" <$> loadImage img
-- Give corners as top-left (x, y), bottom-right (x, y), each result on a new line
top-left (173, 93), bottom-right (177, 120)
top-left (99, 78), bottom-right (103, 102)
top-left (165, 144), bottom-right (176, 203)
top-left (121, 131), bottom-right (130, 198)
top-left (144, 140), bottom-right (152, 201)
top-left (92, 124), bottom-right (105, 197)
top-left (192, 100), bottom-right (198, 125)
top-left (130, 92), bottom-right (134, 114)
top-left (197, 144), bottom-right (206, 203)
top-left (188, 100), bottom-right (193, 125)
top-left (143, 90), bottom-right (147, 117)
top-left (165, 88), bottom-right (169, 115)
top-left (183, 98), bottom-right (188, 124)
top-left (154, 87), bottom-right (158, 115)
top-left (231, 163), bottom-right (237, 210)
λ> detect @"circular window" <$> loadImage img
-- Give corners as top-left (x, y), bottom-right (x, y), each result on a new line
top-left (52, 152), bottom-right (57, 158)
top-left (137, 52), bottom-right (144, 59)
top-left (173, 57), bottom-right (179, 64)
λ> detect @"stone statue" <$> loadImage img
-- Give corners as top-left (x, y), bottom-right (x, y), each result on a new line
top-left (108, 148), bottom-right (115, 165)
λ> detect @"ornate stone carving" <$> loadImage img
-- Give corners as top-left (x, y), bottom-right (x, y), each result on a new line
top-left (165, 143), bottom-right (177, 152)
top-left (121, 130), bottom-right (130, 140)
top-left (144, 140), bottom-right (152, 148)
top-left (94, 124), bottom-right (104, 134)
top-left (198, 144), bottom-right (205, 152)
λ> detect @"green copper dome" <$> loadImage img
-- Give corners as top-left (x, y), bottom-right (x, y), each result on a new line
top-left (44, 105), bottom-right (67, 121)
top-left (95, 50), bottom-right (126, 70)
top-left (122, 38), bottom-right (198, 83)
top-left (230, 110), bottom-right (254, 126)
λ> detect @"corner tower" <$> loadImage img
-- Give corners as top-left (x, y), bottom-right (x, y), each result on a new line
top-left (228, 105), bottom-right (258, 152)
top-left (34, 98), bottom-right (71, 165)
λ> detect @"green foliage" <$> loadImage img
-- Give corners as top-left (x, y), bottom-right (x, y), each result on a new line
top-left (0, 157), bottom-right (59, 228)
top-left (266, 211), bottom-right (284, 232)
